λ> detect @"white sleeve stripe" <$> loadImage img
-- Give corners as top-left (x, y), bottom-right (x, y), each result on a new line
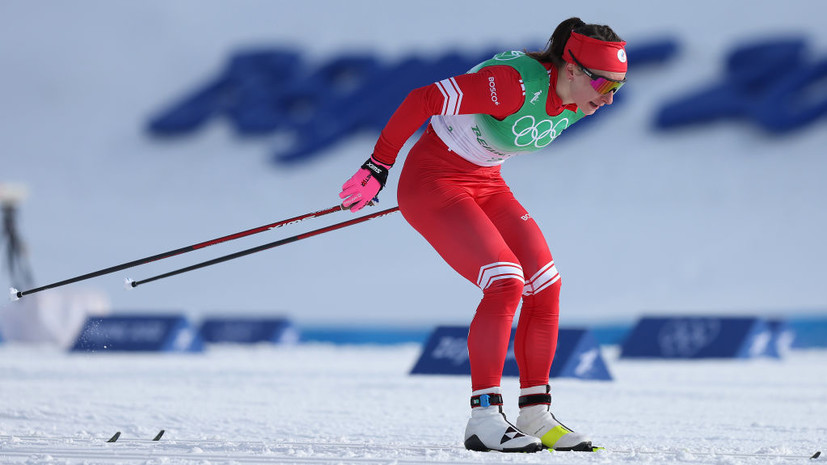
top-left (436, 78), bottom-right (463, 116)
top-left (447, 77), bottom-right (463, 115)
top-left (435, 80), bottom-right (449, 115)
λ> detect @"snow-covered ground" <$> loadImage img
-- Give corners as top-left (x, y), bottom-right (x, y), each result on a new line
top-left (0, 343), bottom-right (824, 464)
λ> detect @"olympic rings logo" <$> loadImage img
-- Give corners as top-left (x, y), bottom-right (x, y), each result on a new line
top-left (511, 115), bottom-right (570, 148)
top-left (493, 51), bottom-right (525, 61)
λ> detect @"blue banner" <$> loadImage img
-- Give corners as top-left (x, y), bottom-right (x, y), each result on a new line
top-left (199, 317), bottom-right (299, 344)
top-left (410, 326), bottom-right (611, 381)
top-left (71, 314), bottom-right (203, 352)
top-left (620, 316), bottom-right (775, 359)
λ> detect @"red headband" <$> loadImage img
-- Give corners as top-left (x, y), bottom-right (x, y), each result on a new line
top-left (563, 31), bottom-right (627, 73)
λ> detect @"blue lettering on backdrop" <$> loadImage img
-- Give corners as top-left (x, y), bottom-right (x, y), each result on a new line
top-left (146, 39), bottom-right (678, 165)
top-left (655, 37), bottom-right (827, 133)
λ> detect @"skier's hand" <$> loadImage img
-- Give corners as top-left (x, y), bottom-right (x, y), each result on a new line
top-left (339, 156), bottom-right (392, 212)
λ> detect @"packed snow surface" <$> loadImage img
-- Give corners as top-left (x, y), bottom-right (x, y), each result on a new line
top-left (0, 343), bottom-right (824, 464)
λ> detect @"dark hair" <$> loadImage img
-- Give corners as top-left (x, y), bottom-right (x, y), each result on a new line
top-left (526, 17), bottom-right (624, 67)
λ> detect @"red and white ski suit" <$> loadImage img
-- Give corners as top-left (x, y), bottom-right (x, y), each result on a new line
top-left (373, 63), bottom-right (580, 391)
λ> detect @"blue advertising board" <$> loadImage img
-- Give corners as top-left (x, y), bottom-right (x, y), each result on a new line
top-left (765, 319), bottom-right (796, 357)
top-left (71, 314), bottom-right (203, 352)
top-left (620, 316), bottom-right (773, 359)
top-left (199, 317), bottom-right (299, 344)
top-left (410, 326), bottom-right (611, 381)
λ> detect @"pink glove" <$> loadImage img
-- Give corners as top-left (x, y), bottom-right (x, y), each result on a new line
top-left (339, 156), bottom-right (392, 212)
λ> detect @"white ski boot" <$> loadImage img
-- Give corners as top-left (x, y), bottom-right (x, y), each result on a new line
top-left (463, 388), bottom-right (543, 453)
top-left (515, 385), bottom-right (593, 451)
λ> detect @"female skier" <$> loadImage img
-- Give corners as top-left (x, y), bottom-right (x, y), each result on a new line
top-left (339, 17), bottom-right (627, 453)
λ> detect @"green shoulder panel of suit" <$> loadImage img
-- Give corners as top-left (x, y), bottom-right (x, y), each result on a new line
top-left (471, 51), bottom-right (585, 152)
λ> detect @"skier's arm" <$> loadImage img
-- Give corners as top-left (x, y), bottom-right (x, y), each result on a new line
top-left (371, 65), bottom-right (525, 165)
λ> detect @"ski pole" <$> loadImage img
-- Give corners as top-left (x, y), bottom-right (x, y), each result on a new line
top-left (126, 206), bottom-right (400, 288)
top-left (11, 204), bottom-right (347, 300)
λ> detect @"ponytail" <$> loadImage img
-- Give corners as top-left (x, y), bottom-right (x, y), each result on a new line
top-left (527, 17), bottom-right (623, 67)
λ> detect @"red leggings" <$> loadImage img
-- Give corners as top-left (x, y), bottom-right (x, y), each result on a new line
top-left (398, 127), bottom-right (561, 391)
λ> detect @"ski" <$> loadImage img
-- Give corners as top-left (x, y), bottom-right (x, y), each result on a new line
top-left (105, 430), bottom-right (165, 443)
top-left (544, 444), bottom-right (605, 452)
top-left (607, 447), bottom-right (821, 460)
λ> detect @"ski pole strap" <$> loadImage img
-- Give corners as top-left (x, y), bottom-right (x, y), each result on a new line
top-left (518, 393), bottom-right (552, 408)
top-left (470, 393), bottom-right (503, 408)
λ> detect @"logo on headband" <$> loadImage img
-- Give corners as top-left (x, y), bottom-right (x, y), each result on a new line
top-left (617, 49), bottom-right (627, 63)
